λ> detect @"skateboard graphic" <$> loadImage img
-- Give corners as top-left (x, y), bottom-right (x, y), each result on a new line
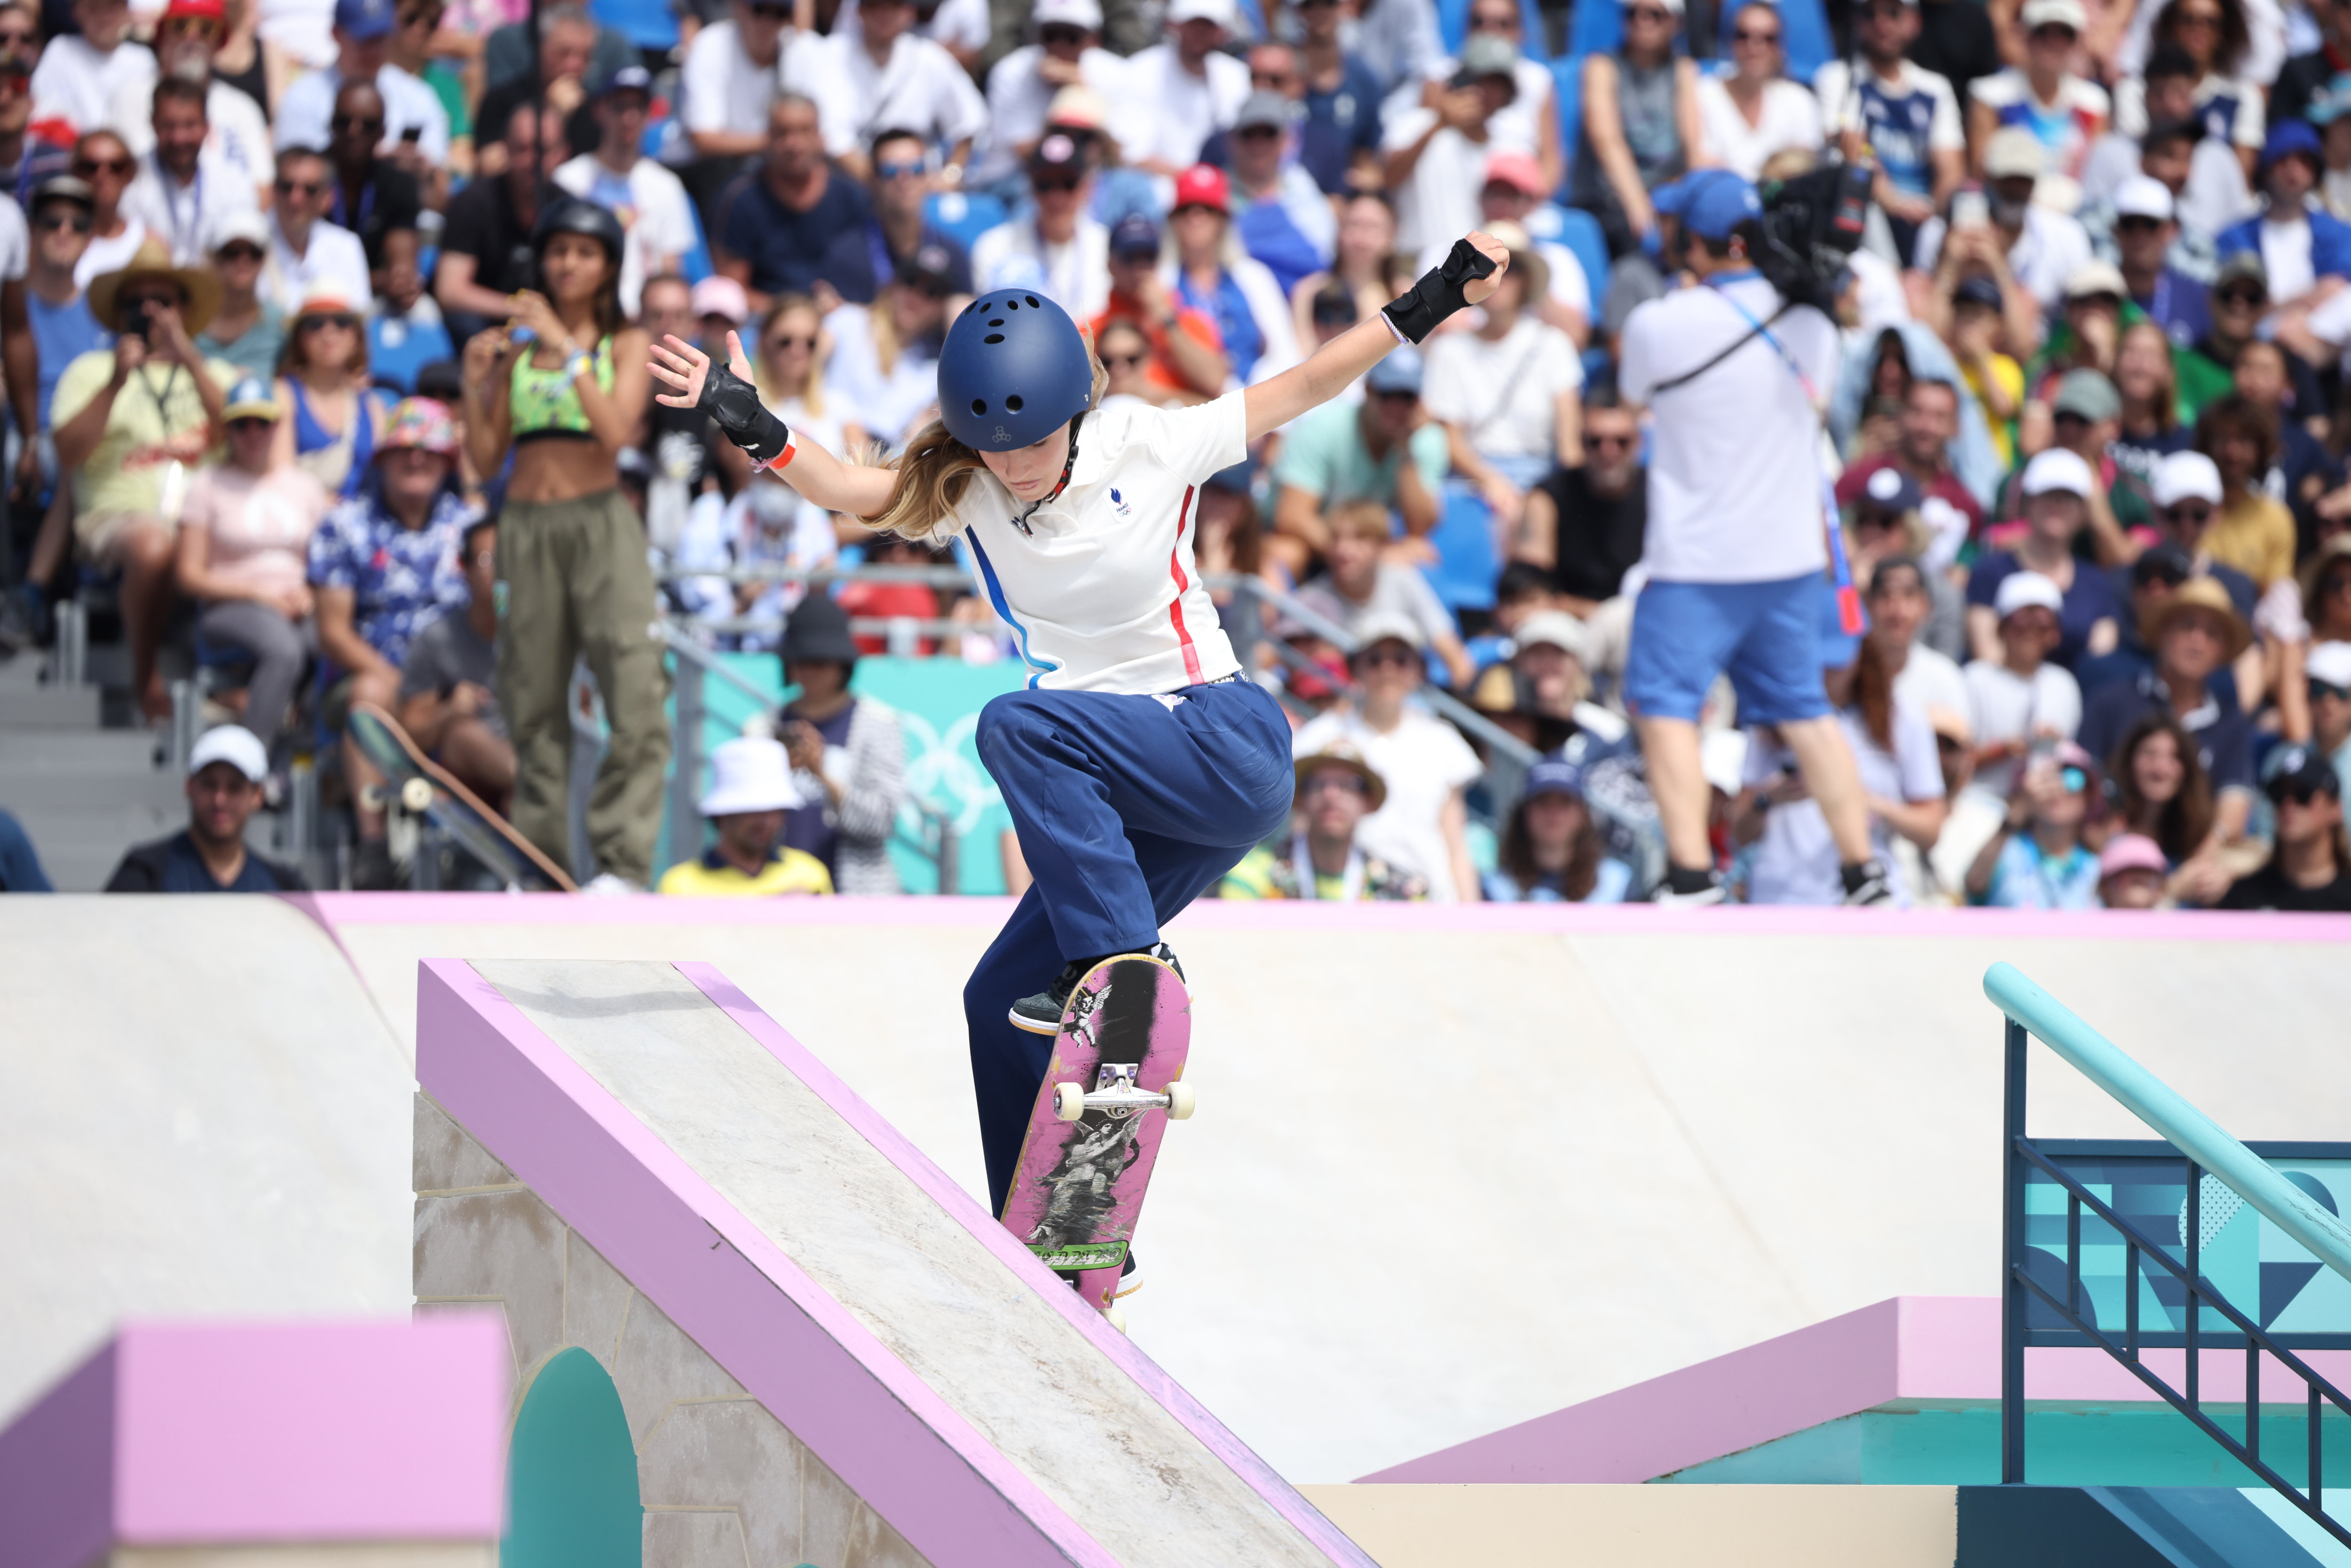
top-left (346, 701), bottom-right (578, 892)
top-left (999, 955), bottom-right (1195, 1323)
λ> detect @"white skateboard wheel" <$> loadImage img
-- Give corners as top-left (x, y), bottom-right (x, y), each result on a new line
top-left (1164, 1082), bottom-right (1196, 1120)
top-left (1052, 1082), bottom-right (1085, 1121)
top-left (1102, 1304), bottom-right (1128, 1334)
top-left (400, 778), bottom-right (434, 812)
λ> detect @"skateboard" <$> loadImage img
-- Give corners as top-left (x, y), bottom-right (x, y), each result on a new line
top-left (346, 701), bottom-right (578, 892)
top-left (999, 955), bottom-right (1196, 1325)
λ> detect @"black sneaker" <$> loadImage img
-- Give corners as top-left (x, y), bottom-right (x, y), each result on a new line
top-left (1841, 858), bottom-right (1894, 906)
top-left (1008, 943), bottom-right (1186, 1035)
top-left (1650, 867), bottom-right (1726, 906)
top-left (352, 837), bottom-right (398, 890)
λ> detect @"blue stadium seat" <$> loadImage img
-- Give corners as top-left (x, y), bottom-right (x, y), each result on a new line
top-left (1551, 52), bottom-right (1584, 191)
top-left (924, 191), bottom-right (1009, 255)
top-left (1526, 198), bottom-right (1609, 305)
top-left (1423, 481), bottom-right (1501, 615)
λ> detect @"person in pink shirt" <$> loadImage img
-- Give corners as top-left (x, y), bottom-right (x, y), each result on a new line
top-left (173, 375), bottom-right (333, 753)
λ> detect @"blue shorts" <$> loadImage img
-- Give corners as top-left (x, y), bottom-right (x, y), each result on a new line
top-left (1623, 573), bottom-right (1831, 725)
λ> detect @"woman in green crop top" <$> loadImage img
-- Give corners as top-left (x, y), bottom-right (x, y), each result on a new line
top-left (460, 197), bottom-right (667, 892)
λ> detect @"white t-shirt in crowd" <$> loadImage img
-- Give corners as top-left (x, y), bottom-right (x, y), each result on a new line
top-left (679, 20), bottom-right (793, 139)
top-left (31, 35), bottom-right (154, 136)
top-left (820, 302), bottom-right (942, 447)
top-left (261, 215), bottom-right (373, 315)
top-left (1912, 201), bottom-right (2094, 313)
top-left (121, 150), bottom-right (260, 266)
top-left (109, 77), bottom-right (276, 196)
top-left (788, 26), bottom-right (988, 161)
top-left (0, 197), bottom-right (24, 284)
top-left (1122, 44), bottom-right (1250, 173)
top-left (978, 46), bottom-right (1132, 185)
top-left (1292, 562), bottom-right (1458, 648)
top-left (1420, 313), bottom-right (1584, 465)
top-left (1891, 641), bottom-right (1968, 721)
top-left (553, 153), bottom-right (697, 318)
top-left (1381, 110), bottom-right (1505, 256)
top-left (1617, 272), bottom-right (1838, 584)
top-left (834, 0), bottom-right (989, 53)
top-left (970, 213), bottom-right (1112, 319)
top-left (1963, 655), bottom-right (2082, 797)
top-left (76, 218), bottom-right (150, 290)
top-left (1407, 53), bottom-right (1552, 159)
top-left (2258, 209), bottom-right (2319, 303)
top-left (1966, 68), bottom-right (2110, 178)
top-left (273, 63), bottom-right (450, 164)
top-left (1293, 702), bottom-right (1482, 900)
top-left (941, 391), bottom-right (1248, 695)
top-left (1744, 697), bottom-right (1943, 906)
top-left (1692, 76), bottom-right (1824, 181)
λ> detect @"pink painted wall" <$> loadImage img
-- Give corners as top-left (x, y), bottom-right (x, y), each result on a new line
top-left (0, 1316), bottom-right (506, 1568)
top-left (1365, 1296), bottom-right (2351, 1485)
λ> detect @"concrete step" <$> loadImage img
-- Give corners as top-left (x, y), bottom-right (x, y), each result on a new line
top-left (0, 726), bottom-right (182, 891)
top-left (0, 682), bottom-right (100, 729)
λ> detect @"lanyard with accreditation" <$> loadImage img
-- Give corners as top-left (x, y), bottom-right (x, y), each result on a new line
top-left (1680, 270), bottom-right (1867, 637)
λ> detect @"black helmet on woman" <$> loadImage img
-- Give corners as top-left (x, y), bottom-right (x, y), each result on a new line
top-left (532, 196), bottom-right (626, 260)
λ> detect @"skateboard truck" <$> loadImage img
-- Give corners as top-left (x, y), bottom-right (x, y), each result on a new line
top-left (1051, 1062), bottom-right (1195, 1123)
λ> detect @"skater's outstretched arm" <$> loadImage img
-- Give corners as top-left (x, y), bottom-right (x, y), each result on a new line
top-left (648, 332), bottom-right (900, 520)
top-left (1242, 230), bottom-right (1512, 442)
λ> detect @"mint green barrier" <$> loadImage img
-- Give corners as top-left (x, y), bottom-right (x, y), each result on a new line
top-left (1983, 961), bottom-right (2351, 1290)
top-left (663, 652), bottom-right (1027, 894)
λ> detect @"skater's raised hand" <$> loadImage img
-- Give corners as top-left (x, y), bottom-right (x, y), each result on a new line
top-left (648, 331), bottom-right (753, 410)
top-left (1457, 229), bottom-right (1512, 309)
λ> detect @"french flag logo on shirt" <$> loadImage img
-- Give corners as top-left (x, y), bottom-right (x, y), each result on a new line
top-left (1110, 488), bottom-right (1131, 517)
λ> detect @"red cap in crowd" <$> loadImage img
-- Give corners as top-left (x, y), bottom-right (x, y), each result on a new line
top-left (162, 0), bottom-right (228, 24)
top-left (1172, 164), bottom-right (1230, 215)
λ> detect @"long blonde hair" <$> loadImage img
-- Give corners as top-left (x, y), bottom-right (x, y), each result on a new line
top-left (752, 296), bottom-right (827, 419)
top-left (863, 353), bottom-right (1109, 542)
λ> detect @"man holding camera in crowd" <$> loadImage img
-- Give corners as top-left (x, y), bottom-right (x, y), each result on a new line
top-left (1618, 169), bottom-right (1891, 905)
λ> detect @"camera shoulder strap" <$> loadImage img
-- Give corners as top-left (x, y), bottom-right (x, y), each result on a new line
top-left (1641, 298), bottom-right (1794, 400)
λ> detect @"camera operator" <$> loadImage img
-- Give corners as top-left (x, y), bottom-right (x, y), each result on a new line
top-left (1618, 168), bottom-right (1892, 905)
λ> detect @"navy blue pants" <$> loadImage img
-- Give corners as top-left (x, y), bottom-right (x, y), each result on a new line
top-left (965, 678), bottom-right (1293, 1214)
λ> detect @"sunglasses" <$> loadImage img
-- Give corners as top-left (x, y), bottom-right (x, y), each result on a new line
top-left (1302, 773), bottom-right (1371, 796)
top-left (1355, 645), bottom-right (1419, 668)
top-left (1467, 10), bottom-right (1516, 27)
top-left (331, 114), bottom-right (386, 133)
top-left (276, 177), bottom-right (326, 197)
top-left (299, 313), bottom-right (359, 331)
top-left (75, 157), bottom-right (134, 177)
top-left (218, 243), bottom-right (263, 262)
top-left (875, 158), bottom-right (925, 180)
top-left (1586, 432), bottom-right (1635, 448)
top-left (2163, 503), bottom-right (2215, 525)
top-left (1033, 175), bottom-right (1081, 193)
top-left (2115, 215), bottom-right (2163, 232)
top-left (226, 417), bottom-right (275, 433)
top-left (1855, 507), bottom-right (1904, 529)
top-left (2029, 22), bottom-right (2077, 37)
top-left (2308, 678), bottom-right (2351, 701)
top-left (1298, 0), bottom-right (1339, 9)
top-left (748, 1), bottom-right (790, 15)
top-left (2270, 780), bottom-right (2334, 805)
top-left (765, 334), bottom-right (815, 351)
top-left (34, 211), bottom-right (92, 233)
top-left (1104, 350), bottom-right (1146, 368)
top-left (1237, 123), bottom-right (1281, 139)
top-left (1039, 23), bottom-right (1088, 42)
top-left (1734, 25), bottom-right (1781, 41)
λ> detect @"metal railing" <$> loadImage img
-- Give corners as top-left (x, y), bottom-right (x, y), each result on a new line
top-left (1988, 962), bottom-right (2351, 1545)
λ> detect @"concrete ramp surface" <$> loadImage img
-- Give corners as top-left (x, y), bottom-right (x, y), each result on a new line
top-left (417, 957), bottom-right (1370, 1568)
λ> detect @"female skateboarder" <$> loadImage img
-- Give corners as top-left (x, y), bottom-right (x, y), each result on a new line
top-left (647, 229), bottom-right (1510, 1263)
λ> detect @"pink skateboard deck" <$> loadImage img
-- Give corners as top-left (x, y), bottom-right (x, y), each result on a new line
top-left (999, 955), bottom-right (1193, 1313)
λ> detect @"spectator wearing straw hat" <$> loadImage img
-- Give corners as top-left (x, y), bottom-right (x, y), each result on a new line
top-left (655, 735), bottom-right (835, 896)
top-left (2080, 573), bottom-right (2257, 791)
top-left (104, 725), bottom-right (309, 891)
top-left (2217, 743), bottom-right (2351, 909)
top-left (52, 236), bottom-right (235, 719)
top-left (776, 594), bottom-right (905, 897)
top-left (1219, 743), bottom-right (1429, 900)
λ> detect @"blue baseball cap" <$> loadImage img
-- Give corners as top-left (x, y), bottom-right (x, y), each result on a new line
top-left (2260, 118), bottom-right (2322, 174)
top-left (335, 0), bottom-right (394, 38)
top-left (596, 64), bottom-right (654, 98)
top-left (1655, 169), bottom-right (1760, 242)
top-left (1364, 345), bottom-right (1423, 396)
top-left (1522, 756), bottom-right (1588, 802)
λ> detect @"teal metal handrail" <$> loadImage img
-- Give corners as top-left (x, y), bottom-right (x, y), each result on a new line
top-left (1983, 962), bottom-right (2351, 1284)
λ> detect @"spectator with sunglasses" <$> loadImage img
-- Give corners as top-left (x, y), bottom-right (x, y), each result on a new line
top-left (1123, 0), bottom-right (1252, 182)
top-left (30, 0), bottom-right (153, 138)
top-left (435, 104), bottom-right (567, 341)
top-left (1814, 0), bottom-right (1964, 262)
top-left (2106, 176), bottom-right (2209, 347)
top-left (970, 133), bottom-right (1109, 318)
top-left (1267, 345), bottom-right (1444, 579)
top-left (2217, 743), bottom-right (2351, 908)
top-left (260, 147), bottom-right (371, 320)
top-left (1512, 386), bottom-right (1648, 614)
top-left (122, 78), bottom-right (260, 268)
top-left (978, 0), bottom-right (1127, 191)
top-left (1695, 1), bottom-right (1823, 181)
top-left (192, 210), bottom-right (282, 379)
top-left (820, 126), bottom-right (972, 309)
top-left (1286, 8), bottom-right (1388, 197)
top-left (321, 79), bottom-right (422, 299)
top-left (1094, 213), bottom-right (1228, 402)
top-left (274, 294), bottom-right (389, 497)
top-left (71, 130), bottom-right (147, 289)
top-left (552, 67), bottom-right (693, 318)
top-left (174, 377), bottom-right (331, 755)
top-left (2304, 636), bottom-right (2351, 798)
top-left (1964, 0), bottom-right (2108, 183)
top-left (110, 0), bottom-right (273, 206)
top-left (1571, 0), bottom-right (1699, 261)
top-left (272, 0), bottom-right (450, 171)
top-left (1220, 90), bottom-right (1338, 297)
top-left (1219, 745), bottom-right (1430, 901)
top-left (23, 176), bottom-right (107, 446)
top-left (1964, 740), bottom-right (2106, 907)
top-left (821, 245), bottom-right (952, 450)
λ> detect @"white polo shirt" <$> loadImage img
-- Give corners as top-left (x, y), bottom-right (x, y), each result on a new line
top-left (945, 391), bottom-right (1247, 695)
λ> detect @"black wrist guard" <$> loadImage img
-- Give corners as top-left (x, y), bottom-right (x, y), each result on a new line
top-left (697, 358), bottom-right (792, 466)
top-left (1381, 237), bottom-right (1500, 345)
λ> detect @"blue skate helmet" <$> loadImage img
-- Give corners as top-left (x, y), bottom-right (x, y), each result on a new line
top-left (938, 289), bottom-right (1094, 452)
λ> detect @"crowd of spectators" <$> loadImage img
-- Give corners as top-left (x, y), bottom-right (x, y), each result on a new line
top-left (0, 0), bottom-right (2342, 907)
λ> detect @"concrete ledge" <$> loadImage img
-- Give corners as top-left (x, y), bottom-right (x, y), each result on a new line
top-left (1301, 1485), bottom-right (1958, 1568)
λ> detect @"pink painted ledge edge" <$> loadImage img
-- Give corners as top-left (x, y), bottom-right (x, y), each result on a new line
top-left (287, 891), bottom-right (2351, 943)
top-left (676, 963), bottom-right (1377, 1568)
top-left (0, 1316), bottom-right (505, 1567)
top-left (1365, 1295), bottom-right (2351, 1485)
top-left (416, 958), bottom-right (1113, 1568)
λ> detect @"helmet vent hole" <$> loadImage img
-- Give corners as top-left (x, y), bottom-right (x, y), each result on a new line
top-left (983, 333), bottom-right (1005, 344)
top-left (1024, 295), bottom-right (1041, 308)
top-left (1007, 394), bottom-right (1024, 412)
top-left (987, 318), bottom-right (1004, 327)
top-left (1005, 299), bottom-right (1019, 310)
top-left (970, 399), bottom-right (987, 415)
